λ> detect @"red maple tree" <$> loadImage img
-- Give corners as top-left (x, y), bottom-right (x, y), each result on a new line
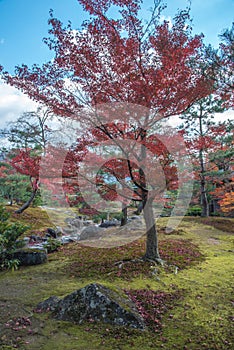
top-left (1, 0), bottom-right (216, 261)
top-left (60, 123), bottom-right (179, 223)
top-left (10, 149), bottom-right (41, 213)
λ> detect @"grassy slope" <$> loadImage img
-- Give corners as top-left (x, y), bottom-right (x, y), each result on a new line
top-left (0, 208), bottom-right (233, 350)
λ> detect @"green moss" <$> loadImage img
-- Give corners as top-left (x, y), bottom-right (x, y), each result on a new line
top-left (183, 216), bottom-right (234, 233)
top-left (6, 206), bottom-right (53, 234)
top-left (0, 213), bottom-right (233, 349)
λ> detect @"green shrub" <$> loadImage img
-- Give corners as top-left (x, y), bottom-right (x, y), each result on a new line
top-left (112, 212), bottom-right (124, 221)
top-left (44, 237), bottom-right (62, 253)
top-left (186, 205), bottom-right (202, 216)
top-left (5, 258), bottom-right (20, 271)
top-left (92, 213), bottom-right (106, 223)
top-left (0, 206), bottom-right (29, 270)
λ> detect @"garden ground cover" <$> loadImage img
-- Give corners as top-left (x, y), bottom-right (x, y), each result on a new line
top-left (0, 207), bottom-right (233, 349)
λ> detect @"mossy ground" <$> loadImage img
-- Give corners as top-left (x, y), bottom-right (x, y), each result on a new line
top-left (0, 208), bottom-right (233, 349)
top-left (6, 205), bottom-right (53, 235)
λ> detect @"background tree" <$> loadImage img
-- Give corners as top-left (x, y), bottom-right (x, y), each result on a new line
top-left (208, 120), bottom-right (234, 216)
top-left (0, 161), bottom-right (31, 206)
top-left (0, 106), bottom-right (77, 212)
top-left (0, 109), bottom-right (48, 213)
top-left (0, 107), bottom-right (54, 152)
top-left (1, 0), bottom-right (216, 261)
top-left (179, 95), bottom-right (225, 217)
top-left (205, 23), bottom-right (234, 107)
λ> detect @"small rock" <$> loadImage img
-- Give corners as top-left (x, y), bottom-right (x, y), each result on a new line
top-left (47, 228), bottom-right (57, 238)
top-left (60, 236), bottom-right (77, 244)
top-left (29, 235), bottom-right (42, 243)
top-left (83, 220), bottom-right (94, 226)
top-left (99, 220), bottom-right (119, 228)
top-left (130, 216), bottom-right (142, 220)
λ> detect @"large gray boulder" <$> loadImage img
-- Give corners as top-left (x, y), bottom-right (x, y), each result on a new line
top-left (13, 249), bottom-right (47, 266)
top-left (36, 283), bottom-right (145, 330)
top-left (63, 225), bottom-right (78, 235)
top-left (79, 226), bottom-right (103, 240)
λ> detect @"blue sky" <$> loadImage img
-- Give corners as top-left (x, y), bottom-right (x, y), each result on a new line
top-left (0, 0), bottom-right (86, 73)
top-left (0, 0), bottom-right (233, 128)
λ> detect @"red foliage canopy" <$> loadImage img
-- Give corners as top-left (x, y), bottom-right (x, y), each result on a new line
top-left (10, 150), bottom-right (41, 190)
top-left (1, 1), bottom-right (214, 121)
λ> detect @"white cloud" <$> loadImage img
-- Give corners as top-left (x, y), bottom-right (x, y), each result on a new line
top-left (0, 81), bottom-right (38, 129)
top-left (0, 38), bottom-right (4, 45)
top-left (0, 81), bottom-right (80, 148)
top-left (167, 109), bottom-right (234, 128)
top-left (159, 15), bottom-right (173, 29)
top-left (213, 109), bottom-right (234, 122)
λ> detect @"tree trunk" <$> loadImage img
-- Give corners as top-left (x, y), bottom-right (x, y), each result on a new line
top-left (15, 189), bottom-right (38, 214)
top-left (200, 176), bottom-right (209, 217)
top-left (142, 199), bottom-right (161, 262)
top-left (137, 128), bottom-right (162, 263)
top-left (198, 113), bottom-right (209, 217)
top-left (134, 201), bottom-right (143, 215)
top-left (199, 148), bottom-right (209, 217)
top-left (120, 203), bottom-right (128, 226)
